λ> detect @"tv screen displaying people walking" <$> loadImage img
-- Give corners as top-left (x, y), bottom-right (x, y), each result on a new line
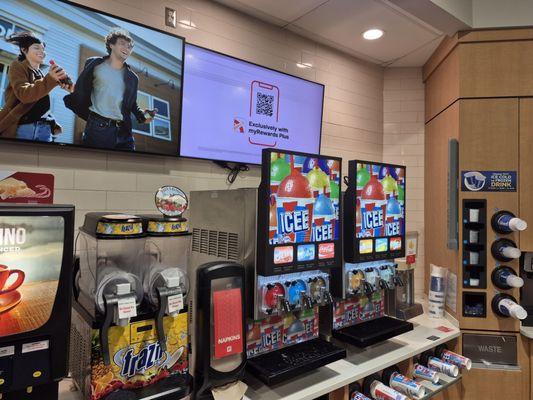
top-left (0, 0), bottom-right (184, 156)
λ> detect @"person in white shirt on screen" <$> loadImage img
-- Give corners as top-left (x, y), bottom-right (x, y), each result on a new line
top-left (64, 28), bottom-right (157, 150)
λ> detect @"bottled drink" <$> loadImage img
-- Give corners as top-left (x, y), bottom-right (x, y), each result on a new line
top-left (435, 345), bottom-right (472, 370)
top-left (491, 211), bottom-right (527, 234)
top-left (492, 266), bottom-right (524, 290)
top-left (382, 367), bottom-right (425, 399)
top-left (420, 350), bottom-right (459, 377)
top-left (370, 380), bottom-right (408, 400)
top-left (413, 363), bottom-right (439, 383)
top-left (349, 382), bottom-right (372, 400)
top-left (49, 60), bottom-right (73, 86)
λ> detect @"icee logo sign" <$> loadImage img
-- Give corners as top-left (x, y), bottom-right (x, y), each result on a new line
top-left (463, 171), bottom-right (486, 191)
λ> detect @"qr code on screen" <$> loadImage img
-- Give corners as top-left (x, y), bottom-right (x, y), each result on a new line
top-left (256, 92), bottom-right (274, 117)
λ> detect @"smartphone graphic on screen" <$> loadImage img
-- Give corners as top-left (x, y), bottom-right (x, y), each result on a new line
top-left (250, 81), bottom-right (279, 122)
top-left (248, 81), bottom-right (280, 147)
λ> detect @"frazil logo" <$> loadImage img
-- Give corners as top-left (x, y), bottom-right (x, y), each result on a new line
top-left (121, 224), bottom-right (134, 233)
top-left (115, 342), bottom-right (166, 378)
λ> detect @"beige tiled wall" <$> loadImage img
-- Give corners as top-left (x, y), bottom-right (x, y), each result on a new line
top-left (0, 0), bottom-right (384, 230)
top-left (382, 67), bottom-right (425, 295)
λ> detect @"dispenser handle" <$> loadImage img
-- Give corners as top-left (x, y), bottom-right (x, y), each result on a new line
top-left (364, 281), bottom-right (374, 296)
top-left (301, 292), bottom-right (312, 309)
top-left (155, 287), bottom-right (168, 352)
top-left (394, 276), bottom-right (404, 287)
top-left (72, 256), bottom-right (80, 301)
top-left (323, 290), bottom-right (333, 305)
top-left (100, 294), bottom-right (115, 365)
top-left (279, 296), bottom-right (290, 313)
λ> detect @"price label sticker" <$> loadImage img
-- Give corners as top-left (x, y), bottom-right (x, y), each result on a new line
top-left (0, 346), bottom-right (14, 357)
top-left (168, 293), bottom-right (184, 314)
top-left (22, 340), bottom-right (49, 354)
top-left (118, 297), bottom-right (137, 319)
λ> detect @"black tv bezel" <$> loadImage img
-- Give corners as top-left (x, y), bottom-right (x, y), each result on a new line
top-left (0, 0), bottom-right (186, 159)
top-left (344, 159), bottom-right (406, 263)
top-left (179, 43), bottom-right (325, 166)
top-left (257, 148), bottom-right (342, 276)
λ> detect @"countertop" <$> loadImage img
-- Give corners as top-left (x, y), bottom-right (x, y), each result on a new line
top-left (59, 301), bottom-right (460, 400)
top-left (520, 324), bottom-right (533, 339)
top-left (243, 306), bottom-right (459, 400)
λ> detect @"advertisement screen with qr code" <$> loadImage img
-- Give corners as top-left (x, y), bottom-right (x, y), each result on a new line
top-left (181, 44), bottom-right (324, 165)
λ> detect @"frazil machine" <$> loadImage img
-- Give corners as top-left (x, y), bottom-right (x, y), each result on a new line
top-left (70, 187), bottom-right (191, 400)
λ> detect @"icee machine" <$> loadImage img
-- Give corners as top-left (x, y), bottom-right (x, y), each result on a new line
top-left (320, 160), bottom-right (413, 347)
top-left (189, 149), bottom-right (346, 386)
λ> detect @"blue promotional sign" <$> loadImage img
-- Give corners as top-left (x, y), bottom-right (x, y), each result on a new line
top-left (461, 171), bottom-right (517, 192)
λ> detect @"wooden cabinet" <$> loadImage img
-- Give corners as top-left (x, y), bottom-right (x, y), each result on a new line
top-left (424, 26), bottom-right (533, 400)
top-left (437, 331), bottom-right (530, 400)
top-left (458, 98), bottom-right (520, 332)
top-left (519, 99), bottom-right (533, 251)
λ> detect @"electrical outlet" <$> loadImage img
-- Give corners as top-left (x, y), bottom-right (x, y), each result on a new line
top-left (165, 7), bottom-right (177, 28)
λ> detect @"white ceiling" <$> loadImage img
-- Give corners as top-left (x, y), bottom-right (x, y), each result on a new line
top-left (213, 0), bottom-right (453, 67)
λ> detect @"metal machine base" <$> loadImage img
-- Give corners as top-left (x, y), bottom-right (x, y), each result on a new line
top-left (1, 381), bottom-right (58, 400)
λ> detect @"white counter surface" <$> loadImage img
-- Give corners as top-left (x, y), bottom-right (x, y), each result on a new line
top-left (520, 324), bottom-right (533, 339)
top-left (243, 309), bottom-right (459, 400)
top-left (59, 306), bottom-right (459, 400)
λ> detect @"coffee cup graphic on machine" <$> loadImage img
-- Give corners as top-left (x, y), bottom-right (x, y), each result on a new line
top-left (0, 265), bottom-right (25, 294)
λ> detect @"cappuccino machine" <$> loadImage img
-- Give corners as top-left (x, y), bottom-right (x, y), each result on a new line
top-left (190, 149), bottom-right (346, 386)
top-left (322, 161), bottom-right (413, 347)
top-left (70, 187), bottom-right (191, 400)
top-left (0, 204), bottom-right (74, 400)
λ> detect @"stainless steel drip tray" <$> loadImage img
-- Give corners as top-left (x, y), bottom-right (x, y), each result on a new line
top-left (336, 338), bottom-right (407, 366)
top-left (332, 316), bottom-right (414, 348)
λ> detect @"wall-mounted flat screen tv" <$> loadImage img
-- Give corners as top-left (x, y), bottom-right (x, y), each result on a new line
top-left (180, 44), bottom-right (324, 165)
top-left (0, 0), bottom-right (184, 156)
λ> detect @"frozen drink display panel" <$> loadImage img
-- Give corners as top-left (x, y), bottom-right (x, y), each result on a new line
top-left (345, 160), bottom-right (406, 262)
top-left (257, 149), bottom-right (341, 275)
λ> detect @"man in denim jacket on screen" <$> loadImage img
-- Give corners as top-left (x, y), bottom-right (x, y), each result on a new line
top-left (64, 28), bottom-right (156, 150)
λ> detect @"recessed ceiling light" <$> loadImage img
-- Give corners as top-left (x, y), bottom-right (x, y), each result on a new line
top-left (362, 29), bottom-right (384, 40)
top-left (296, 62), bottom-right (312, 69)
